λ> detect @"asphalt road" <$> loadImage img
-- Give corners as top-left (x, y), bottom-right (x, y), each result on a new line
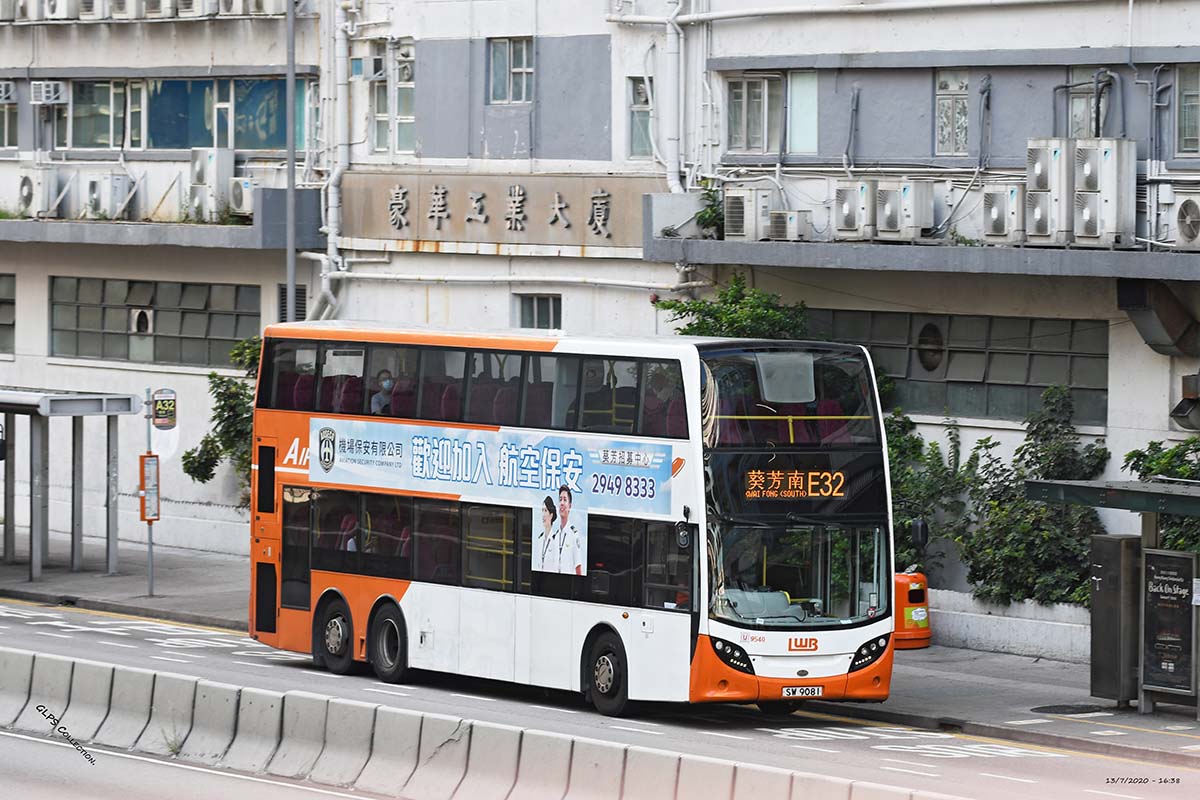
top-left (0, 599), bottom-right (1194, 800)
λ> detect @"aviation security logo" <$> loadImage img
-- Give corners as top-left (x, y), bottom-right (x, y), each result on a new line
top-left (318, 427), bottom-right (337, 473)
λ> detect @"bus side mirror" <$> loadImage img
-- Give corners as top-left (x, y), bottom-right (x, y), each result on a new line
top-left (910, 518), bottom-right (930, 552)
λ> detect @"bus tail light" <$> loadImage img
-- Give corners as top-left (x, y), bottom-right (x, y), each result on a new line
top-left (849, 633), bottom-right (891, 672)
top-left (710, 637), bottom-right (755, 675)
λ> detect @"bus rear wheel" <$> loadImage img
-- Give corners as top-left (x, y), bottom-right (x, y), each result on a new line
top-left (757, 700), bottom-right (805, 717)
top-left (588, 632), bottom-right (630, 717)
top-left (316, 597), bottom-right (355, 675)
top-left (369, 604), bottom-right (408, 684)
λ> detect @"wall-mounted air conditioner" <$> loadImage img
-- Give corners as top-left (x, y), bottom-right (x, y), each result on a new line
top-left (1071, 137), bottom-right (1136, 248)
top-left (110, 0), bottom-right (144, 16)
top-left (17, 167), bottom-right (58, 219)
top-left (1024, 137), bottom-right (1074, 246)
top-left (79, 0), bottom-right (109, 18)
top-left (30, 80), bottom-right (68, 105)
top-left (981, 184), bottom-right (1026, 244)
top-left (874, 179), bottom-right (934, 241)
top-left (723, 187), bottom-right (774, 241)
top-left (217, 0), bottom-right (246, 13)
top-left (766, 210), bottom-right (813, 242)
top-left (15, 0), bottom-right (43, 20)
top-left (85, 173), bottom-right (133, 220)
top-left (0, 0), bottom-right (16, 20)
top-left (43, 0), bottom-right (80, 19)
top-left (144, 0), bottom-right (174, 16)
top-left (229, 177), bottom-right (257, 216)
top-left (0, 81), bottom-right (15, 104)
top-left (834, 179), bottom-right (877, 240)
top-left (248, 0), bottom-right (284, 13)
top-left (189, 147), bottom-right (234, 221)
top-left (176, 0), bottom-right (215, 15)
top-left (1169, 188), bottom-right (1200, 252)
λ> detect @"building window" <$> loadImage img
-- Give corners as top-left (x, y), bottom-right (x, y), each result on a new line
top-left (518, 294), bottom-right (561, 330)
top-left (63, 81), bottom-right (145, 150)
top-left (727, 76), bottom-right (782, 154)
top-left (935, 69), bottom-right (969, 156)
top-left (277, 283), bottom-right (307, 322)
top-left (141, 78), bottom-right (308, 151)
top-left (0, 274), bottom-right (14, 354)
top-left (1, 102), bottom-right (16, 149)
top-left (629, 77), bottom-right (653, 159)
top-left (809, 309), bottom-right (1109, 425)
top-left (395, 39), bottom-right (416, 153)
top-left (369, 41), bottom-right (389, 153)
top-left (489, 38), bottom-right (533, 104)
top-left (787, 71), bottom-right (818, 154)
top-left (1068, 66), bottom-right (1108, 139)
top-left (49, 277), bottom-right (261, 367)
top-left (1177, 65), bottom-right (1200, 154)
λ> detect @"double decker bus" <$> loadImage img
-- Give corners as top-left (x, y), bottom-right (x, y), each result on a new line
top-left (249, 322), bottom-right (893, 715)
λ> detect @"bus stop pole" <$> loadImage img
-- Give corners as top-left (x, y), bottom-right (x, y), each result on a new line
top-left (29, 414), bottom-right (48, 581)
top-left (105, 415), bottom-right (118, 575)
top-left (3, 411), bottom-right (14, 564)
top-left (144, 388), bottom-right (154, 598)
top-left (71, 416), bottom-right (83, 572)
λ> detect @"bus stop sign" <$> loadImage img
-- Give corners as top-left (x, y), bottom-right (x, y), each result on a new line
top-left (152, 388), bottom-right (177, 431)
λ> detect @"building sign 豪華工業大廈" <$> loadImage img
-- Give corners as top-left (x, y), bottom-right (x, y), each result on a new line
top-left (339, 173), bottom-right (665, 249)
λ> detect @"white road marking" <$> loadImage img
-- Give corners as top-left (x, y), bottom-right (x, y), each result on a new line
top-left (362, 688), bottom-right (411, 698)
top-left (1088, 730), bottom-right (1127, 736)
top-left (450, 693), bottom-right (495, 702)
top-left (701, 731), bottom-right (751, 741)
top-left (98, 641), bottom-right (138, 649)
top-left (1065, 711), bottom-right (1114, 718)
top-left (303, 670), bottom-right (342, 679)
top-left (0, 729), bottom-right (377, 798)
top-left (1004, 718), bottom-right (1052, 725)
top-left (619, 720), bottom-right (660, 727)
top-left (232, 661), bottom-right (276, 669)
top-left (609, 725), bottom-right (664, 736)
top-left (883, 758), bottom-right (939, 769)
top-left (530, 705), bottom-right (578, 714)
top-left (150, 656), bottom-right (194, 664)
top-left (0, 624), bottom-right (9, 629)
top-left (1164, 725), bottom-right (1196, 731)
top-left (880, 766), bottom-right (939, 778)
top-left (980, 773), bottom-right (1037, 784)
top-left (1083, 790), bottom-right (1141, 800)
top-left (1180, 744), bottom-right (1200, 751)
top-left (791, 744), bottom-right (840, 753)
top-left (35, 632), bottom-right (72, 639)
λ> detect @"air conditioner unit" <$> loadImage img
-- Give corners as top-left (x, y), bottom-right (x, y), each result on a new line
top-left (229, 177), bottom-right (257, 215)
top-left (981, 184), bottom-right (1026, 244)
top-left (1024, 137), bottom-right (1074, 246)
top-left (30, 80), bottom-right (68, 105)
top-left (874, 179), bottom-right (934, 241)
top-left (1169, 188), bottom-right (1200, 251)
top-left (143, 0), bottom-right (174, 16)
top-left (0, 0), bottom-right (16, 20)
top-left (176, 0), bottom-right (215, 15)
top-left (110, 0), bottom-right (144, 16)
top-left (15, 0), bottom-right (43, 20)
top-left (217, 0), bottom-right (246, 12)
top-left (79, 0), bottom-right (109, 18)
top-left (84, 173), bottom-right (133, 220)
top-left (248, 0), bottom-right (284, 13)
top-left (17, 167), bottom-right (58, 219)
top-left (722, 187), bottom-right (774, 241)
top-left (766, 210), bottom-right (813, 241)
top-left (1071, 137), bottom-right (1136, 248)
top-left (834, 179), bottom-right (877, 240)
top-left (189, 147), bottom-right (234, 221)
top-left (0, 81), bottom-right (15, 104)
top-left (43, 0), bottom-right (79, 18)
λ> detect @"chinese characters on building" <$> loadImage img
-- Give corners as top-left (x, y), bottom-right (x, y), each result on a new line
top-left (386, 182), bottom-right (614, 239)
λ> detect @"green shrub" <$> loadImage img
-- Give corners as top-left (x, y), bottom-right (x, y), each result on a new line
top-left (1123, 438), bottom-right (1200, 552)
top-left (654, 272), bottom-right (808, 339)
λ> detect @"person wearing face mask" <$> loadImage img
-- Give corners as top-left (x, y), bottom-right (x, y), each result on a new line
top-left (371, 369), bottom-right (395, 415)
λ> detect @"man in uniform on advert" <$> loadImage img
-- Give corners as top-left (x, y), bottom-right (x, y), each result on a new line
top-left (557, 485), bottom-right (583, 576)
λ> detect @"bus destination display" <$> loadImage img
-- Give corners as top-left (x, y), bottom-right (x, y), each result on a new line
top-left (744, 469), bottom-right (846, 500)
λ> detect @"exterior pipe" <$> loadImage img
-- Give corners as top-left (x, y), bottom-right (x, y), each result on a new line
top-left (311, 1), bottom-right (352, 321)
top-left (607, 0), bottom-right (1099, 26)
top-left (663, 1), bottom-right (685, 193)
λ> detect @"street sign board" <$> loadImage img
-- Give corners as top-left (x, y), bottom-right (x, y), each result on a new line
top-left (1142, 549), bottom-right (1198, 696)
top-left (140, 454), bottom-right (160, 522)
top-left (152, 388), bottom-right (177, 431)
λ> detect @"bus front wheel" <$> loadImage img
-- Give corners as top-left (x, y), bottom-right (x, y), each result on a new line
top-left (316, 597), bottom-right (355, 675)
top-left (369, 604), bottom-right (408, 684)
top-left (587, 632), bottom-right (630, 717)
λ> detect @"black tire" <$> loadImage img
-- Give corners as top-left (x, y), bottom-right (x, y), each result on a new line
top-left (587, 632), bottom-right (630, 717)
top-left (757, 700), bottom-right (804, 717)
top-left (369, 604), bottom-right (408, 684)
top-left (315, 597), bottom-right (355, 675)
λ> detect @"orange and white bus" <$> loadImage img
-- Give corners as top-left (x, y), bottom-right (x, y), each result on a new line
top-left (249, 322), bottom-right (894, 715)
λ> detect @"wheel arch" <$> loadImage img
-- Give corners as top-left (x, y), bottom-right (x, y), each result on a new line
top-left (578, 622), bottom-right (623, 696)
top-left (366, 594), bottom-right (407, 648)
top-left (311, 588), bottom-right (353, 662)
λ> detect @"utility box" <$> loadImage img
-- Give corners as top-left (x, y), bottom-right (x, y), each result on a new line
top-left (1091, 534), bottom-right (1141, 704)
top-left (894, 571), bottom-right (932, 649)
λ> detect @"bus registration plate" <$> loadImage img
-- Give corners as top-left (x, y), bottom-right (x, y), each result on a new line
top-left (782, 686), bottom-right (823, 698)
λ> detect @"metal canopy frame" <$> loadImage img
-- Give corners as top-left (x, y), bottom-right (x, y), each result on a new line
top-left (0, 388), bottom-right (140, 582)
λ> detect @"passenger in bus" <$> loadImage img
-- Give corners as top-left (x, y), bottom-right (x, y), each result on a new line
top-left (557, 485), bottom-right (584, 576)
top-left (532, 495), bottom-right (557, 572)
top-left (370, 369), bottom-right (395, 415)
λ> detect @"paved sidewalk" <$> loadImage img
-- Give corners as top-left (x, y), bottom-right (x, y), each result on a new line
top-left (0, 529), bottom-right (247, 630)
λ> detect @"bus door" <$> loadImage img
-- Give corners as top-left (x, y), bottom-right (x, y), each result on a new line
top-left (252, 435), bottom-right (280, 637)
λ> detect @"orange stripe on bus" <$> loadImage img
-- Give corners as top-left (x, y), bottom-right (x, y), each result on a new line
top-left (263, 325), bottom-right (560, 352)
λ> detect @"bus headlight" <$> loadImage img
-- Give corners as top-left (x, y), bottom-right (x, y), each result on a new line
top-left (710, 637), bottom-right (755, 675)
top-left (849, 633), bottom-right (891, 673)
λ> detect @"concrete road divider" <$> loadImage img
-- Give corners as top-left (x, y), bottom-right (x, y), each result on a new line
top-left (733, 762), bottom-right (795, 800)
top-left (309, 698), bottom-right (377, 787)
top-left (56, 659), bottom-right (114, 741)
top-left (509, 729), bottom-right (574, 800)
top-left (136, 672), bottom-right (197, 756)
top-left (401, 711), bottom-right (470, 800)
top-left (622, 746), bottom-right (680, 800)
top-left (565, 738), bottom-right (627, 800)
top-left (791, 772), bottom-right (853, 800)
top-left (0, 648), bottom-right (34, 727)
top-left (452, 720), bottom-right (522, 800)
top-left (178, 680), bottom-right (240, 765)
top-left (850, 782), bottom-right (914, 800)
top-left (677, 753), bottom-right (736, 800)
top-left (93, 665), bottom-right (155, 749)
top-left (219, 687), bottom-right (284, 774)
top-left (267, 691), bottom-right (329, 779)
top-left (354, 705), bottom-right (422, 796)
top-left (13, 653), bottom-right (73, 734)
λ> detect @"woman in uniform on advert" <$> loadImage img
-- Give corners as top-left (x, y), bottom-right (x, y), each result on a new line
top-left (533, 495), bottom-right (558, 572)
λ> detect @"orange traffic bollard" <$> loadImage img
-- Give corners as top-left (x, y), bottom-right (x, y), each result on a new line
top-left (894, 572), bottom-right (931, 649)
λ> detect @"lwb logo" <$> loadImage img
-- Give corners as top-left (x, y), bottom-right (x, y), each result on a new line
top-left (318, 427), bottom-right (336, 473)
top-left (788, 637), bottom-right (818, 652)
